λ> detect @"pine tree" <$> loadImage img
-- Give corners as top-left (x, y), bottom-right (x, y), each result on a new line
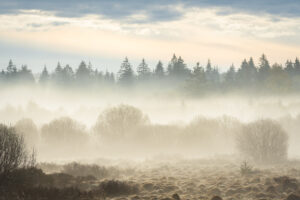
top-left (167, 54), bottom-right (177, 76)
top-left (258, 54), bottom-right (271, 82)
top-left (154, 61), bottom-right (164, 79)
top-left (268, 63), bottom-right (290, 92)
top-left (167, 55), bottom-right (190, 80)
top-left (185, 62), bottom-right (206, 95)
top-left (137, 58), bottom-right (151, 81)
top-left (192, 62), bottom-right (205, 82)
top-left (211, 67), bottom-right (220, 85)
top-left (118, 57), bottom-right (134, 86)
top-left (53, 62), bottom-right (64, 84)
top-left (7, 60), bottom-right (16, 74)
top-left (62, 64), bottom-right (74, 84)
top-left (248, 57), bottom-right (257, 84)
top-left (55, 62), bottom-right (62, 75)
top-left (18, 65), bottom-right (34, 83)
top-left (294, 57), bottom-right (300, 74)
top-left (6, 59), bottom-right (17, 80)
top-left (237, 59), bottom-right (249, 86)
top-left (0, 70), bottom-right (5, 82)
top-left (236, 57), bottom-right (257, 88)
top-left (205, 59), bottom-right (213, 83)
top-left (225, 64), bottom-right (236, 85)
top-left (39, 66), bottom-right (50, 84)
top-left (76, 61), bottom-right (91, 84)
top-left (284, 60), bottom-right (294, 76)
top-left (206, 59), bottom-right (212, 73)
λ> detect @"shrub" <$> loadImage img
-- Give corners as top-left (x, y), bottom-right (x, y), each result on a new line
top-left (0, 185), bottom-right (94, 200)
top-left (0, 124), bottom-right (35, 174)
top-left (0, 167), bottom-right (51, 190)
top-left (97, 180), bottom-right (139, 197)
top-left (41, 117), bottom-right (88, 151)
top-left (240, 161), bottom-right (253, 176)
top-left (236, 119), bottom-right (288, 164)
top-left (62, 162), bottom-right (120, 179)
top-left (93, 105), bottom-right (148, 140)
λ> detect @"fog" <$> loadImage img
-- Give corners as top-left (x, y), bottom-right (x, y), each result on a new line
top-left (1, 85), bottom-right (300, 163)
top-left (2, 63), bottom-right (300, 200)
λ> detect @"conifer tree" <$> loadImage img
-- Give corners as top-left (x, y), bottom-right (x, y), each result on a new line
top-left (118, 57), bottom-right (134, 86)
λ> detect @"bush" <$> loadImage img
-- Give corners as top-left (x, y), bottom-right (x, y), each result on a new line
top-left (93, 105), bottom-right (148, 140)
top-left (0, 185), bottom-right (94, 200)
top-left (236, 119), bottom-right (288, 164)
top-left (240, 161), bottom-right (253, 176)
top-left (97, 180), bottom-right (139, 197)
top-left (0, 167), bottom-right (51, 190)
top-left (41, 117), bottom-right (88, 151)
top-left (62, 162), bottom-right (120, 179)
top-left (0, 124), bottom-right (35, 174)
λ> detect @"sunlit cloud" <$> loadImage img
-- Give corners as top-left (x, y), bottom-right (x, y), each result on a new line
top-left (0, 1), bottom-right (299, 71)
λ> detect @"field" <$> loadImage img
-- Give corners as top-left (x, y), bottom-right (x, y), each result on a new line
top-left (0, 158), bottom-right (292, 200)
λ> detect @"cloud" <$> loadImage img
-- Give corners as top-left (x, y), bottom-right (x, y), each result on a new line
top-left (0, 0), bottom-right (182, 23)
top-left (0, 0), bottom-right (299, 23)
top-left (27, 23), bottom-right (43, 28)
top-left (50, 21), bottom-right (69, 26)
top-left (0, 0), bottom-right (299, 71)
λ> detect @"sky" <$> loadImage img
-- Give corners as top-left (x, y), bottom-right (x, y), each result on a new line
top-left (0, 0), bottom-right (299, 73)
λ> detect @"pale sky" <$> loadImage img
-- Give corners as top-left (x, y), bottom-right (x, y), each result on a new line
top-left (0, 0), bottom-right (299, 73)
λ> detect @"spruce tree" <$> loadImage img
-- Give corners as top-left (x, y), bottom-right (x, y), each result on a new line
top-left (118, 57), bottom-right (134, 86)
top-left (154, 61), bottom-right (164, 79)
top-left (39, 66), bottom-right (50, 84)
top-left (137, 58), bottom-right (151, 81)
top-left (258, 54), bottom-right (271, 82)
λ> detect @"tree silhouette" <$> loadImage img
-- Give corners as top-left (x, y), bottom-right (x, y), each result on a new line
top-left (154, 61), bottom-right (164, 79)
top-left (258, 54), bottom-right (271, 82)
top-left (118, 57), bottom-right (134, 86)
top-left (53, 62), bottom-right (64, 84)
top-left (167, 54), bottom-right (190, 81)
top-left (39, 66), bottom-right (50, 84)
top-left (294, 58), bottom-right (300, 74)
top-left (62, 64), bottom-right (74, 85)
top-left (6, 60), bottom-right (17, 81)
top-left (205, 60), bottom-right (220, 89)
top-left (17, 65), bottom-right (34, 83)
top-left (137, 58), bottom-right (151, 81)
top-left (1, 53), bottom-right (300, 95)
top-left (76, 61), bottom-right (91, 83)
top-left (236, 58), bottom-right (257, 88)
top-left (185, 62), bottom-right (206, 95)
top-left (225, 64), bottom-right (236, 88)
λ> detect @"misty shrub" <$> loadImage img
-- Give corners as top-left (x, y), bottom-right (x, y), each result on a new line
top-left (240, 161), bottom-right (253, 176)
top-left (0, 167), bottom-right (50, 190)
top-left (41, 117), bottom-right (88, 151)
top-left (37, 162), bottom-right (63, 174)
top-left (236, 119), bottom-right (288, 164)
top-left (93, 105), bottom-right (149, 140)
top-left (182, 116), bottom-right (240, 152)
top-left (0, 124), bottom-right (35, 174)
top-left (15, 118), bottom-right (39, 149)
top-left (184, 117), bottom-right (219, 144)
top-left (97, 180), bottom-right (139, 197)
top-left (62, 162), bottom-right (120, 179)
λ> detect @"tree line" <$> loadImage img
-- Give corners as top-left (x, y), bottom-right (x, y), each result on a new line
top-left (1, 54), bottom-right (300, 94)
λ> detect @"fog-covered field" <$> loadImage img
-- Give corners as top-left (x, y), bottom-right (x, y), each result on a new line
top-left (2, 0), bottom-right (300, 198)
top-left (2, 86), bottom-right (300, 200)
top-left (1, 86), bottom-right (300, 159)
